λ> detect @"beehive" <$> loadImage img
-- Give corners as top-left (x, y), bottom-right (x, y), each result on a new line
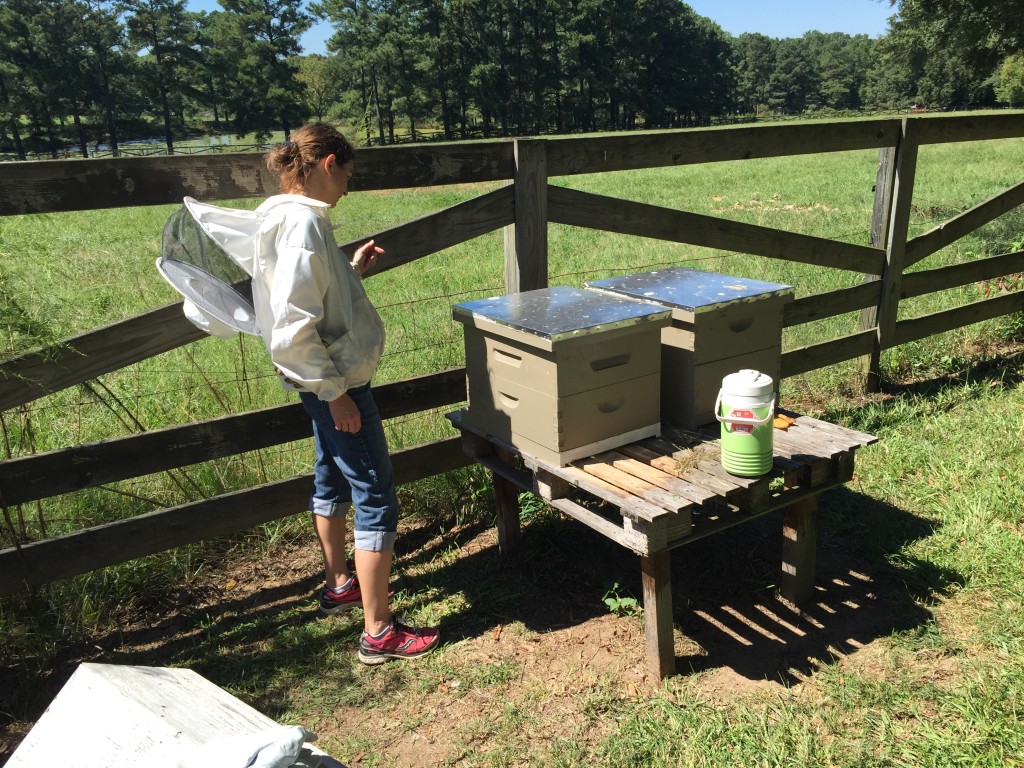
top-left (586, 268), bottom-right (794, 428)
top-left (452, 286), bottom-right (671, 466)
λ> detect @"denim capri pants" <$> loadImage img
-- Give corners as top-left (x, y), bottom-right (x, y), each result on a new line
top-left (299, 384), bottom-right (399, 552)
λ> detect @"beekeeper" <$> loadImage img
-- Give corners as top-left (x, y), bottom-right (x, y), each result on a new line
top-left (178, 123), bottom-right (439, 665)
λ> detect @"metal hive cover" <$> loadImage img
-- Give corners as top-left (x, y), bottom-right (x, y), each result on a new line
top-left (453, 285), bottom-right (671, 342)
top-left (586, 267), bottom-right (794, 313)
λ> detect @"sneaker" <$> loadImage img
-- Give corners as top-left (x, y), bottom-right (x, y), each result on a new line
top-left (358, 619), bottom-right (440, 665)
top-left (319, 578), bottom-right (362, 615)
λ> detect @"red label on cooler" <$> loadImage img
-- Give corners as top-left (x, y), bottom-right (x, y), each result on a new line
top-left (729, 408), bottom-right (755, 434)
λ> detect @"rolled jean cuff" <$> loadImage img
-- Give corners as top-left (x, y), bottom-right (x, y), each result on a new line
top-left (354, 529), bottom-right (396, 552)
top-left (310, 498), bottom-right (348, 518)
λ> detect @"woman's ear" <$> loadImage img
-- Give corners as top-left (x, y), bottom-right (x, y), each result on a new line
top-left (322, 153), bottom-right (337, 174)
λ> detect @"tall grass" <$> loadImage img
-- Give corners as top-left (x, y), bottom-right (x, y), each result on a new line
top-left (1, 129), bottom-right (1023, 707)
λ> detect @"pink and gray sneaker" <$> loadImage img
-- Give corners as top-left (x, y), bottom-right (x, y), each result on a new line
top-left (319, 578), bottom-right (363, 615)
top-left (358, 619), bottom-right (440, 664)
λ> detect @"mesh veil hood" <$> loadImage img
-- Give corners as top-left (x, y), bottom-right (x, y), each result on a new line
top-left (181, 196), bottom-right (263, 275)
top-left (159, 194), bottom-right (336, 338)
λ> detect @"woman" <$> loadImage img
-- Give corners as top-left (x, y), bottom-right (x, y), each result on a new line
top-left (189, 123), bottom-right (439, 664)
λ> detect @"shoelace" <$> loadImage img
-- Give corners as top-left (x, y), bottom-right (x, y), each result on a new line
top-left (367, 616), bottom-right (421, 641)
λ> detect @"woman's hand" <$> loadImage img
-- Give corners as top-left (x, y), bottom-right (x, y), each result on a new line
top-left (328, 393), bottom-right (361, 433)
top-left (351, 239), bottom-right (384, 275)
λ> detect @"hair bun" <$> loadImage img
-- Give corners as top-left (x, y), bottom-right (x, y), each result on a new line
top-left (265, 123), bottom-right (354, 193)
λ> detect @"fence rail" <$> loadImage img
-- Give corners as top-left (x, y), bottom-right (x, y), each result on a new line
top-left (546, 185), bottom-right (886, 274)
top-left (0, 436), bottom-right (470, 597)
top-left (3, 114), bottom-right (1024, 595)
top-left (0, 369), bottom-right (466, 509)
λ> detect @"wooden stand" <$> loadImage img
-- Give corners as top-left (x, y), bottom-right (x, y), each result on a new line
top-left (448, 410), bottom-right (876, 678)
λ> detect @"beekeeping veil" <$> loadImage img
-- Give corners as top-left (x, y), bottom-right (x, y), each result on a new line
top-left (156, 197), bottom-right (262, 337)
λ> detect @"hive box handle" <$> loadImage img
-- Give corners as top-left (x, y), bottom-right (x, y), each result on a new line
top-left (591, 353), bottom-right (630, 372)
top-left (493, 348), bottom-right (523, 367)
top-left (498, 392), bottom-right (520, 409)
top-left (597, 397), bottom-right (625, 413)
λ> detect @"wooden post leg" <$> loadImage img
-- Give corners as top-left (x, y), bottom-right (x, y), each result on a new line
top-left (493, 448), bottom-right (521, 554)
top-left (781, 497), bottom-right (818, 603)
top-left (640, 550), bottom-right (675, 678)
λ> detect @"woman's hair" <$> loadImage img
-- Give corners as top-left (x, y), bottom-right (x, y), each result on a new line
top-left (265, 123), bottom-right (356, 193)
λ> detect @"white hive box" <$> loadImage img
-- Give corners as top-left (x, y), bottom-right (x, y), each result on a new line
top-left (6, 662), bottom-right (342, 768)
top-left (453, 286), bottom-right (671, 466)
top-left (587, 268), bottom-right (794, 428)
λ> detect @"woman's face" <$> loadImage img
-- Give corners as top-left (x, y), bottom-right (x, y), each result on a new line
top-left (330, 158), bottom-right (354, 202)
top-left (303, 154), bottom-right (354, 206)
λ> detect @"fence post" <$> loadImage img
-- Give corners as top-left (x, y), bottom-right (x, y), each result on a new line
top-left (503, 139), bottom-right (548, 293)
top-left (856, 118), bottom-right (918, 392)
top-left (856, 146), bottom-right (897, 391)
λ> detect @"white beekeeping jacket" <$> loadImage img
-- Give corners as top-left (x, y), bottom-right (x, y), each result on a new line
top-left (171, 195), bottom-right (386, 401)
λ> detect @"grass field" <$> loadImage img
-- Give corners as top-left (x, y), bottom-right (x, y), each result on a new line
top-left (1, 125), bottom-right (1024, 766)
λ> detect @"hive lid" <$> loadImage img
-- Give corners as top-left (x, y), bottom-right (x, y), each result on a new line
top-left (452, 285), bottom-right (670, 342)
top-left (586, 268), bottom-right (794, 315)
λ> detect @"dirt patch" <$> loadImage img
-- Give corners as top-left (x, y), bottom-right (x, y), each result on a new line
top-left (1, 480), bottom-right (950, 766)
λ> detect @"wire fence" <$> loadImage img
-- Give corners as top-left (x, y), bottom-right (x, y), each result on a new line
top-left (3, 107), bottom-right (925, 163)
top-left (0, 243), bottom-right (747, 545)
top-left (4, 201), bottom-right (1006, 537)
top-left (1, 248), bottom-right (745, 461)
top-left (0, 141), bottom-right (274, 162)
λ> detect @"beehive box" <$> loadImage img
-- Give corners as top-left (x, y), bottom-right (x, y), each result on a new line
top-left (452, 286), bottom-right (671, 466)
top-left (586, 268), bottom-right (794, 427)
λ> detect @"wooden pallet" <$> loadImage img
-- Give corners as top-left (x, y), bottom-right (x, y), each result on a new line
top-left (447, 409), bottom-right (876, 556)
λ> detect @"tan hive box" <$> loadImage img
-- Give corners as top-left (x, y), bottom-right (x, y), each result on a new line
top-left (586, 268), bottom-right (794, 428)
top-left (452, 286), bottom-right (671, 466)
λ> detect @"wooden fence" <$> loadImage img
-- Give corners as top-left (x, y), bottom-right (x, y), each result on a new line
top-left (2, 114), bottom-right (1024, 596)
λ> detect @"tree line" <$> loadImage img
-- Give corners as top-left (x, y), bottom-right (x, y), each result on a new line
top-left (1, 0), bottom-right (1022, 159)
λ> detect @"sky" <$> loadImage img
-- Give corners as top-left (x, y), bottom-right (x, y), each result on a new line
top-left (185, 0), bottom-right (897, 56)
top-left (686, 0), bottom-right (895, 39)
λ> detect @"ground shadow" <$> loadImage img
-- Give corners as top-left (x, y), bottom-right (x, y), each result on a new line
top-left (386, 479), bottom-right (958, 685)
top-left (0, 476), bottom-right (958, 760)
top-left (100, 482), bottom-right (958, 692)
top-left (821, 346), bottom-right (1024, 430)
top-left (668, 486), bottom-right (958, 682)
top-left (397, 479), bottom-right (957, 686)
